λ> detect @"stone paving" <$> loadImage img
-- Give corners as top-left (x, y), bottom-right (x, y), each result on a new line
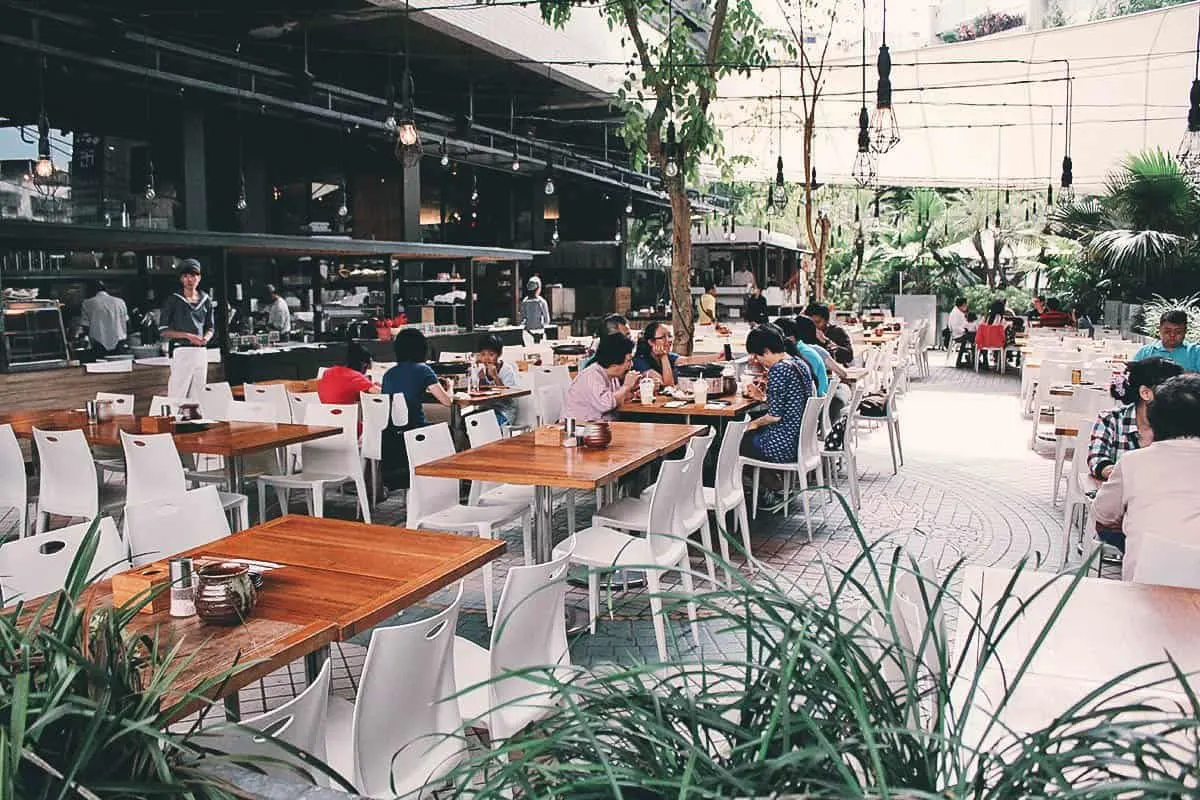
top-left (4, 358), bottom-right (1093, 717)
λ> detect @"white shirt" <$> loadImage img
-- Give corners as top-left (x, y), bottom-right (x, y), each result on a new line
top-left (80, 290), bottom-right (128, 351)
top-left (266, 296), bottom-right (291, 333)
top-left (1093, 438), bottom-right (1200, 581)
top-left (948, 306), bottom-right (968, 339)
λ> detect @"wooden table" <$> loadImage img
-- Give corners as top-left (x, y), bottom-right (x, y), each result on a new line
top-left (618, 393), bottom-right (762, 423)
top-left (953, 567), bottom-right (1200, 749)
top-left (0, 410), bottom-right (339, 494)
top-left (231, 378), bottom-right (320, 399)
top-left (841, 366), bottom-right (869, 384)
top-left (61, 517), bottom-right (505, 717)
top-left (416, 421), bottom-right (704, 562)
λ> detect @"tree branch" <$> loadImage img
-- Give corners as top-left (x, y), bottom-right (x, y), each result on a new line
top-left (698, 0), bottom-right (730, 112)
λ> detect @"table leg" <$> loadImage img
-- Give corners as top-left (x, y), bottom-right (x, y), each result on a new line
top-left (226, 456), bottom-right (244, 495)
top-left (305, 644), bottom-right (330, 684)
top-left (533, 485), bottom-right (554, 564)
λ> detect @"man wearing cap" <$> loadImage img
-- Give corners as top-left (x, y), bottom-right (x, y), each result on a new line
top-left (520, 275), bottom-right (550, 343)
top-left (160, 259), bottom-right (215, 401)
top-left (263, 283), bottom-right (291, 335)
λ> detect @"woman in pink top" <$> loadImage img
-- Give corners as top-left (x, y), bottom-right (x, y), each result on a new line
top-left (563, 334), bottom-right (640, 421)
top-left (1094, 374), bottom-right (1200, 581)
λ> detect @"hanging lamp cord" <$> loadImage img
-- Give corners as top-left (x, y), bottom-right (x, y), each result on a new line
top-left (882, 0), bottom-right (887, 47)
top-left (1194, 4), bottom-right (1199, 80)
top-left (860, 0), bottom-right (866, 106)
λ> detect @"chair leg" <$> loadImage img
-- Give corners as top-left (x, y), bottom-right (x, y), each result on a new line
top-left (781, 472), bottom-right (791, 517)
top-left (34, 509), bottom-right (46, 536)
top-left (588, 571), bottom-right (599, 634)
top-left (847, 452), bottom-right (862, 510)
top-left (566, 490), bottom-right (577, 535)
top-left (799, 473), bottom-right (813, 542)
top-left (888, 422), bottom-right (899, 475)
top-left (311, 486), bottom-right (324, 519)
top-left (893, 419), bottom-right (904, 466)
top-left (678, 559), bottom-right (700, 647)
top-left (736, 500), bottom-right (753, 571)
top-left (354, 477), bottom-right (372, 524)
top-left (750, 467), bottom-right (760, 520)
top-left (1052, 440), bottom-right (1067, 505)
top-left (256, 481), bottom-right (268, 524)
top-left (714, 506), bottom-right (734, 585)
top-left (275, 486), bottom-right (290, 517)
top-left (645, 571), bottom-right (669, 661)
top-left (697, 515), bottom-right (718, 588)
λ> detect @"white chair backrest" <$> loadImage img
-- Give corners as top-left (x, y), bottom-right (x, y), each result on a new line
top-left (1133, 536), bottom-right (1200, 590)
top-left (0, 425), bottom-right (27, 538)
top-left (287, 391), bottom-right (321, 423)
top-left (200, 382), bottom-right (235, 420)
top-left (1083, 365), bottom-right (1115, 386)
top-left (360, 393), bottom-right (391, 462)
top-left (821, 374), bottom-right (841, 435)
top-left (1070, 425), bottom-right (1093, 481)
top-left (0, 517), bottom-right (127, 607)
top-left (404, 424), bottom-right (461, 527)
top-left (465, 409), bottom-right (504, 449)
top-left (890, 553), bottom-right (946, 677)
top-left (33, 428), bottom-right (98, 520)
top-left (646, 456), bottom-right (689, 558)
top-left (124, 485), bottom-right (232, 567)
top-left (797, 394), bottom-right (827, 467)
top-left (512, 369), bottom-right (538, 427)
top-left (484, 545), bottom-right (573, 739)
top-left (148, 395), bottom-right (192, 417)
top-left (95, 392), bottom-right (135, 415)
top-left (681, 428), bottom-right (715, 522)
top-left (85, 360), bottom-right (133, 374)
top-left (317, 366), bottom-right (330, 379)
top-left (120, 431), bottom-right (188, 507)
top-left (531, 365), bottom-right (571, 392)
top-left (242, 383), bottom-right (292, 422)
top-left (352, 584), bottom-right (466, 797)
top-left (713, 419), bottom-right (748, 499)
top-left (210, 660), bottom-right (331, 784)
top-left (390, 394), bottom-right (410, 428)
top-left (298, 404), bottom-right (361, 475)
top-left (536, 384), bottom-right (565, 425)
top-left (225, 400), bottom-right (283, 424)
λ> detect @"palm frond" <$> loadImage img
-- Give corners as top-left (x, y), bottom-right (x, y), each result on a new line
top-left (1087, 229), bottom-right (1188, 274)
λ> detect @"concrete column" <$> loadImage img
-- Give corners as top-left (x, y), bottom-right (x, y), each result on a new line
top-left (181, 109), bottom-right (208, 230)
top-left (400, 162), bottom-right (421, 242)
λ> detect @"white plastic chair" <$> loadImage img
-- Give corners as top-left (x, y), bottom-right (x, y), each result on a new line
top-left (1060, 426), bottom-right (1098, 571)
top-left (535, 384), bottom-right (565, 425)
top-left (592, 428), bottom-right (719, 586)
top-left (224, 401), bottom-right (287, 477)
top-left (32, 428), bottom-right (122, 535)
top-left (148, 395), bottom-right (193, 417)
top-left (325, 584), bottom-right (467, 798)
top-left (554, 455), bottom-right (700, 661)
top-left (454, 544), bottom-right (574, 743)
top-left (465, 410), bottom-right (576, 535)
top-left (95, 391), bottom-right (136, 415)
top-left (360, 393), bottom-right (408, 503)
top-left (531, 365), bottom-right (571, 395)
top-left (242, 383), bottom-right (292, 422)
top-left (405, 423), bottom-right (531, 626)
top-left (703, 419), bottom-right (754, 575)
top-left (256, 404), bottom-right (371, 524)
top-left (742, 393), bottom-right (829, 539)
top-left (1132, 536), bottom-right (1200, 590)
top-left (0, 425), bottom-right (30, 539)
top-left (93, 391), bottom-right (135, 481)
top-left (0, 517), bottom-right (128, 607)
top-left (120, 431), bottom-right (248, 532)
top-left (124, 485), bottom-right (232, 567)
top-left (207, 660), bottom-right (332, 786)
top-left (288, 391), bottom-right (321, 423)
top-left (1029, 362), bottom-right (1077, 448)
top-left (822, 381), bottom-right (865, 511)
top-left (200, 382), bottom-right (235, 420)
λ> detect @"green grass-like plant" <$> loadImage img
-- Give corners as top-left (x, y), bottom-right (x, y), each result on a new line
top-left (439, 491), bottom-right (1200, 799)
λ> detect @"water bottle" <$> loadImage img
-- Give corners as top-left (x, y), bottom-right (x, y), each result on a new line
top-left (467, 354), bottom-right (479, 393)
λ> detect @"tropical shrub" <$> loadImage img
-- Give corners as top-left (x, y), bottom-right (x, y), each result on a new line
top-left (963, 285), bottom-right (1032, 316)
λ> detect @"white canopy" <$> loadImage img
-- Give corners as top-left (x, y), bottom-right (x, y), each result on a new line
top-left (713, 2), bottom-right (1200, 192)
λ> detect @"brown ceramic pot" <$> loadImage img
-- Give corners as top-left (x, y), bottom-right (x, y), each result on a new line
top-left (580, 421), bottom-right (612, 449)
top-left (194, 562), bottom-right (257, 625)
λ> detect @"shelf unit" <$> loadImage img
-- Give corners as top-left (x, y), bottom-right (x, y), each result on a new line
top-left (1, 300), bottom-right (70, 371)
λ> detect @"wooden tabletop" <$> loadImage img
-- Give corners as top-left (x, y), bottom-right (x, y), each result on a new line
top-left (0, 410), bottom-right (339, 456)
top-left (841, 366), bottom-right (869, 383)
top-left (452, 385), bottom-right (531, 407)
top-left (618, 393), bottom-right (761, 419)
top-left (415, 420), bottom-right (704, 490)
top-left (953, 566), bottom-right (1200, 744)
top-left (232, 378), bottom-right (320, 399)
top-left (36, 518), bottom-right (505, 713)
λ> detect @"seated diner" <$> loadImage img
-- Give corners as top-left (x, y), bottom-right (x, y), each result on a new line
top-left (632, 321), bottom-right (725, 386)
top-left (740, 324), bottom-right (815, 463)
top-left (563, 333), bottom-right (640, 422)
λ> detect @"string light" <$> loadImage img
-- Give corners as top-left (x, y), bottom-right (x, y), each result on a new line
top-left (664, 120), bottom-right (680, 179)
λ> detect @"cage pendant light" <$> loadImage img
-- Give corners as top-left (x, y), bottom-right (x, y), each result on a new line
top-left (394, 1), bottom-right (423, 167)
top-left (851, 0), bottom-right (876, 187)
top-left (869, 0), bottom-right (900, 154)
top-left (768, 70), bottom-right (788, 212)
top-left (1179, 4), bottom-right (1200, 177)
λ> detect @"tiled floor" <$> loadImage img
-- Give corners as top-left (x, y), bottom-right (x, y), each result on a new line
top-left (11, 358), bottom-right (1099, 719)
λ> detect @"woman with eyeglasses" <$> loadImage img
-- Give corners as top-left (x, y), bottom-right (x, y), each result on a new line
top-left (632, 321), bottom-right (725, 387)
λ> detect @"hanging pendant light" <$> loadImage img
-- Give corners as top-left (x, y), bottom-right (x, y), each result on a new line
top-left (1047, 183), bottom-right (1054, 207)
top-left (33, 111), bottom-right (53, 179)
top-left (393, 1), bottom-right (423, 167)
top-left (869, 0), bottom-right (900, 154)
top-left (1059, 155), bottom-right (1074, 203)
top-left (852, 0), bottom-right (876, 187)
top-left (143, 158), bottom-right (157, 200)
top-left (1179, 5), bottom-right (1200, 177)
top-left (551, 221), bottom-right (560, 245)
top-left (625, 190), bottom-right (634, 215)
top-left (235, 171), bottom-right (248, 212)
top-left (338, 183), bottom-right (349, 218)
top-left (663, 120), bottom-right (680, 179)
top-left (543, 163), bottom-right (555, 195)
top-left (471, 171), bottom-right (479, 203)
top-left (439, 138), bottom-right (450, 168)
top-left (810, 167), bottom-right (822, 191)
top-left (994, 207), bottom-right (1000, 228)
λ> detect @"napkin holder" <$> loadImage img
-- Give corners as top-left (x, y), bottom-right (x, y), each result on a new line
top-left (112, 564), bottom-right (172, 615)
top-left (139, 415), bottom-right (175, 434)
top-left (533, 425), bottom-right (563, 447)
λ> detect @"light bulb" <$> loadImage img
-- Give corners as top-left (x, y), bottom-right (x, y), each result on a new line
top-left (34, 157), bottom-right (53, 179)
top-left (625, 200), bottom-right (633, 214)
top-left (440, 152), bottom-right (449, 167)
top-left (471, 189), bottom-right (479, 203)
top-left (664, 158), bottom-right (679, 178)
top-left (235, 194), bottom-right (248, 212)
top-left (144, 184), bottom-right (156, 200)
top-left (544, 176), bottom-right (555, 195)
top-left (338, 203), bottom-right (348, 217)
top-left (512, 155), bottom-right (521, 171)
top-left (851, 149), bottom-right (876, 188)
top-left (397, 121), bottom-right (419, 147)
top-left (615, 231), bottom-right (622, 243)
top-left (551, 226), bottom-right (560, 244)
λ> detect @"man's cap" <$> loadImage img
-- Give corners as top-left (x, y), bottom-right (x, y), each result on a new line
top-left (526, 276), bottom-right (542, 291)
top-left (178, 258), bottom-right (202, 275)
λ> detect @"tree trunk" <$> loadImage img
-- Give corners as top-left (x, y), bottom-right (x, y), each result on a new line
top-left (814, 213), bottom-right (831, 304)
top-left (972, 231), bottom-right (994, 289)
top-left (669, 185), bottom-right (695, 356)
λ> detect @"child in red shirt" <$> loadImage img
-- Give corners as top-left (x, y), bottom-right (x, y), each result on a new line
top-left (317, 343), bottom-right (379, 405)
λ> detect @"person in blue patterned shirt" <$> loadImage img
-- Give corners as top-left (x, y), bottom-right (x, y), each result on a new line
top-left (740, 325), bottom-right (815, 464)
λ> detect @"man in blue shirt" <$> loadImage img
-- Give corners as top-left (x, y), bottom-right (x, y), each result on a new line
top-left (1132, 310), bottom-right (1200, 372)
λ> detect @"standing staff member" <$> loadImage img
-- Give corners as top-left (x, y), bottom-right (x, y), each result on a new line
top-left (79, 281), bottom-right (129, 356)
top-left (160, 259), bottom-right (214, 401)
